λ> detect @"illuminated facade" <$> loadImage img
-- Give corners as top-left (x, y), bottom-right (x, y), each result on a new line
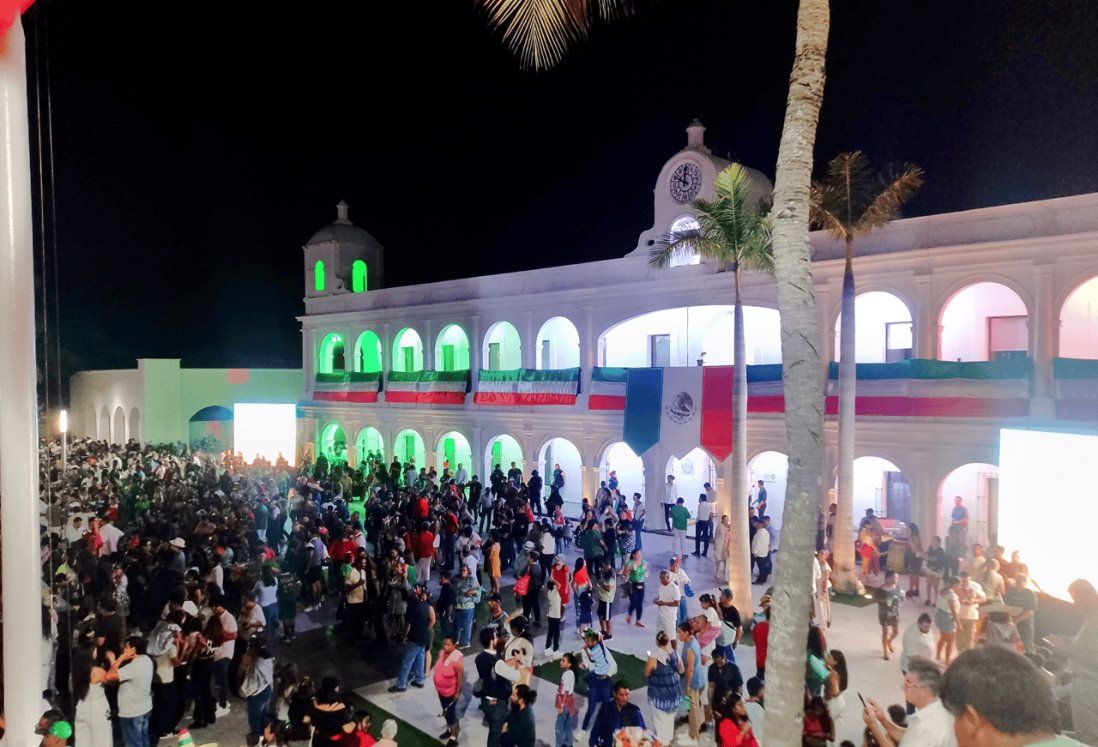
top-left (299, 121), bottom-right (1098, 545)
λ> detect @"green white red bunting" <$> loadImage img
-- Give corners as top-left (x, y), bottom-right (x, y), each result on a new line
top-left (595, 359), bottom-right (1035, 418)
top-left (474, 367), bottom-right (580, 406)
top-left (313, 372), bottom-right (381, 403)
top-left (385, 370), bottom-right (470, 405)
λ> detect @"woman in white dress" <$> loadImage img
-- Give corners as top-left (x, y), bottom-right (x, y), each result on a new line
top-left (712, 515), bottom-right (731, 580)
top-left (814, 549), bottom-right (833, 628)
top-left (824, 649), bottom-right (848, 742)
top-left (72, 635), bottom-right (112, 747)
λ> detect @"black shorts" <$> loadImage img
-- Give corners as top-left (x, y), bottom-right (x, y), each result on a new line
top-left (598, 600), bottom-right (612, 621)
top-left (306, 566), bottom-right (324, 584)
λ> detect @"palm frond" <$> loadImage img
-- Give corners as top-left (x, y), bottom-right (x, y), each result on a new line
top-left (477, 0), bottom-right (632, 70)
top-left (811, 151), bottom-right (923, 239)
top-left (857, 163), bottom-right (925, 231)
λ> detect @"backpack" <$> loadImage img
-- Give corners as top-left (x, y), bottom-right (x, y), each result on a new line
top-left (147, 619), bottom-right (179, 657)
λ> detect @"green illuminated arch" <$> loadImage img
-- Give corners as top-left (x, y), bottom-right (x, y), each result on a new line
top-left (353, 330), bottom-right (383, 373)
top-left (352, 260), bottom-right (367, 293)
top-left (314, 260), bottom-right (326, 292)
top-left (394, 428), bottom-right (426, 470)
top-left (485, 433), bottom-right (524, 477)
top-left (391, 328), bottom-right (424, 372)
top-left (318, 332), bottom-right (345, 374)
top-left (434, 323), bottom-right (470, 371)
top-left (356, 426), bottom-right (384, 466)
top-left (319, 421), bottom-right (347, 462)
top-left (437, 431), bottom-right (472, 474)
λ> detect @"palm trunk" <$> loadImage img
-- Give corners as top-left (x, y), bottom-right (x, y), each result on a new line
top-left (764, 0), bottom-right (830, 745)
top-left (728, 268), bottom-right (752, 600)
top-left (833, 235), bottom-right (858, 591)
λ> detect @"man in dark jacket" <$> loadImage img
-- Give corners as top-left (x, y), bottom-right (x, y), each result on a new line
top-left (590, 682), bottom-right (645, 747)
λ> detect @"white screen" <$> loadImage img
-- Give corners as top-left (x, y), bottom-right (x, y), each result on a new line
top-left (999, 428), bottom-right (1098, 599)
top-left (234, 403), bottom-right (296, 466)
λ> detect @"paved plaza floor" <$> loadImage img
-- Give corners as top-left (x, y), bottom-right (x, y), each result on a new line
top-left (189, 526), bottom-right (925, 746)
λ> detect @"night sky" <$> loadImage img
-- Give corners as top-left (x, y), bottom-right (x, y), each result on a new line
top-left (27, 0), bottom-right (1098, 393)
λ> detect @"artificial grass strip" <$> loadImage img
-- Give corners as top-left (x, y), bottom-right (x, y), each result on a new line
top-left (533, 647), bottom-right (649, 695)
top-left (831, 591), bottom-right (878, 608)
top-left (346, 691), bottom-right (440, 747)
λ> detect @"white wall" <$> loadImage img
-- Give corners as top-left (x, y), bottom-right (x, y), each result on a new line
top-left (600, 442), bottom-right (645, 499)
top-left (940, 282), bottom-right (1027, 361)
top-left (540, 437), bottom-right (583, 511)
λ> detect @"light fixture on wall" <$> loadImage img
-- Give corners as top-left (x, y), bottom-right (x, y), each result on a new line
top-left (696, 352), bottom-right (706, 367)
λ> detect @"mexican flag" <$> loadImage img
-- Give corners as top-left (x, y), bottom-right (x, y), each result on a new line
top-left (623, 366), bottom-right (733, 460)
top-left (313, 372), bottom-right (381, 403)
top-left (385, 370), bottom-right (469, 405)
top-left (474, 367), bottom-right (580, 406)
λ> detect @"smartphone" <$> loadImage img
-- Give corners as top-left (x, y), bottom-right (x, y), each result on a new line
top-left (858, 691), bottom-right (867, 708)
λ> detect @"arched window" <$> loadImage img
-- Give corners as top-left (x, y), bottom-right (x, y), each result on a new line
top-left (318, 333), bottom-right (346, 374)
top-left (314, 260), bottom-right (326, 292)
top-left (353, 330), bottom-right (382, 373)
top-left (668, 215), bottom-right (701, 267)
top-left (352, 260), bottom-right (367, 293)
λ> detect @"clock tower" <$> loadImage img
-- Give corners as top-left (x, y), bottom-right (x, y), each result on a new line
top-left (627, 119), bottom-right (773, 261)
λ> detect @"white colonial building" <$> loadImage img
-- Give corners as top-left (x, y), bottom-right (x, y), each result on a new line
top-left (297, 120), bottom-right (1098, 546)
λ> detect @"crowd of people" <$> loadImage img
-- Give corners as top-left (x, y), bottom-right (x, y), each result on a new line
top-left (12, 436), bottom-right (1097, 747)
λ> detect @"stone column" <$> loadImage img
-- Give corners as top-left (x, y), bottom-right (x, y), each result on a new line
top-left (1031, 266), bottom-right (1055, 401)
top-left (423, 320), bottom-right (436, 371)
top-left (523, 311), bottom-right (536, 369)
top-left (468, 315), bottom-right (481, 411)
top-left (914, 274), bottom-right (938, 360)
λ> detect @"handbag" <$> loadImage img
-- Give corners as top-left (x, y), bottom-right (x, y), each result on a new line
top-left (514, 575), bottom-right (530, 597)
top-left (684, 582), bottom-right (695, 598)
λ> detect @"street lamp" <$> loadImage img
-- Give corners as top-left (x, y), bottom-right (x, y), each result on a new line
top-left (59, 409), bottom-right (68, 472)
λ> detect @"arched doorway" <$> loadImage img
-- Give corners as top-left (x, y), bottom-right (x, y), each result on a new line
top-left (353, 330), bottom-right (383, 373)
top-left (836, 456), bottom-right (911, 524)
top-left (599, 305), bottom-right (782, 368)
top-left (599, 442), bottom-right (644, 499)
top-left (485, 434), bottom-right (524, 480)
top-left (483, 321), bottom-right (522, 370)
top-left (435, 324), bottom-right (471, 372)
top-left (833, 291), bottom-right (914, 362)
top-left (113, 406), bottom-right (126, 445)
top-left (748, 451), bottom-right (788, 530)
top-left (539, 437), bottom-right (583, 510)
top-left (392, 328), bottom-right (424, 372)
top-left (666, 448), bottom-right (717, 516)
top-left (1059, 275), bottom-right (1098, 358)
top-left (436, 431), bottom-right (473, 477)
top-left (188, 405), bottom-right (233, 451)
top-left (937, 463), bottom-right (998, 548)
top-left (393, 428), bottom-right (426, 470)
top-left (355, 427), bottom-right (384, 467)
top-left (318, 333), bottom-right (346, 374)
top-left (318, 422), bottom-right (348, 464)
top-left (940, 282), bottom-right (1029, 362)
top-left (536, 316), bottom-right (581, 369)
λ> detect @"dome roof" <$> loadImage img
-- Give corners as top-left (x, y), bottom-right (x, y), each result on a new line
top-left (306, 201), bottom-right (381, 247)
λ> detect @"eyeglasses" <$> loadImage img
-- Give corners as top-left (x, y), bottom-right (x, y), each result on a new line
top-left (903, 679), bottom-right (927, 690)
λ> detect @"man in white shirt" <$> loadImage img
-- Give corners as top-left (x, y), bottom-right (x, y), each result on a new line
top-left (692, 488), bottom-right (713, 557)
top-left (751, 518), bottom-right (771, 584)
top-left (864, 657), bottom-right (957, 747)
top-left (669, 557), bottom-right (691, 626)
top-left (97, 515), bottom-right (124, 558)
top-left (654, 570), bottom-right (682, 642)
top-left (954, 571), bottom-right (986, 652)
top-left (453, 463), bottom-right (468, 488)
top-left (210, 595), bottom-right (237, 717)
top-left (662, 475), bottom-right (677, 530)
top-left (901, 613), bottom-right (937, 673)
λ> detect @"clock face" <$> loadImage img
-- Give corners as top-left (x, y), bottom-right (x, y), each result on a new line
top-left (669, 161), bottom-right (703, 204)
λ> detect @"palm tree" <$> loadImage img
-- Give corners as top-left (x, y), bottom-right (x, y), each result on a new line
top-left (811, 152), bottom-right (924, 592)
top-left (477, 2), bottom-right (832, 742)
top-left (649, 163), bottom-right (772, 604)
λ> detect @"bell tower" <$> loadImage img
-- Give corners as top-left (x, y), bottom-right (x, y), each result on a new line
top-left (303, 201), bottom-right (385, 297)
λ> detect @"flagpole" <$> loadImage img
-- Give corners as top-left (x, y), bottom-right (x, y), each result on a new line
top-left (0, 13), bottom-right (46, 746)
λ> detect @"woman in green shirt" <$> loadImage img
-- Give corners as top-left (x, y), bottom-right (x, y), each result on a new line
top-left (621, 550), bottom-right (649, 627)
